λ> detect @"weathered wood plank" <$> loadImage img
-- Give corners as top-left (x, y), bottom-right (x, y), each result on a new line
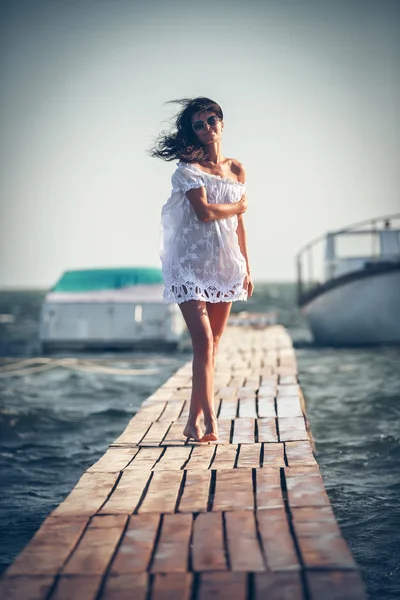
top-left (184, 445), bottom-right (215, 470)
top-left (225, 511), bottom-right (265, 571)
top-left (192, 513), bottom-right (227, 571)
top-left (157, 400), bottom-right (185, 422)
top-left (138, 471), bottom-right (183, 513)
top-left (232, 418), bottom-right (255, 444)
top-left (254, 571), bottom-right (303, 600)
top-left (50, 472), bottom-right (120, 517)
top-left (257, 418), bottom-right (278, 442)
top-left (213, 469), bottom-right (254, 511)
top-left (238, 398), bottom-right (257, 418)
top-left (178, 471), bottom-right (211, 513)
top-left (257, 509), bottom-right (300, 570)
top-left (160, 422), bottom-right (187, 446)
top-left (139, 421), bottom-right (172, 447)
top-left (285, 441), bottom-right (317, 465)
top-left (61, 515), bottom-right (127, 575)
top-left (152, 446), bottom-right (191, 471)
top-left (151, 513), bottom-right (192, 572)
top-left (218, 398), bottom-right (238, 419)
top-left (151, 573), bottom-right (193, 600)
top-left (109, 513), bottom-right (159, 574)
top-left (4, 517), bottom-right (89, 576)
top-left (100, 573), bottom-right (148, 600)
top-left (197, 572), bottom-right (247, 600)
top-left (256, 468), bottom-right (284, 510)
top-left (236, 443), bottom-right (262, 468)
top-left (210, 444), bottom-right (238, 470)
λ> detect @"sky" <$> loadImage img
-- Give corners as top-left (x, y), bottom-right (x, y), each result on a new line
top-left (0, 0), bottom-right (399, 288)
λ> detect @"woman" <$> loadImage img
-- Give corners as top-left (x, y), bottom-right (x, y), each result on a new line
top-left (149, 97), bottom-right (254, 442)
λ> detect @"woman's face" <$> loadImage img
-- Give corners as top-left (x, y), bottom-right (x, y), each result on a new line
top-left (191, 109), bottom-right (223, 145)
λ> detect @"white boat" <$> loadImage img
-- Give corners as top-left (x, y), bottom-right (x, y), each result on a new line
top-left (39, 267), bottom-right (186, 352)
top-left (295, 214), bottom-right (400, 346)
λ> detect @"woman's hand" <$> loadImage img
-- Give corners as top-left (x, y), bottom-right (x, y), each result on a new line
top-left (243, 272), bottom-right (254, 297)
top-left (238, 193), bottom-right (248, 214)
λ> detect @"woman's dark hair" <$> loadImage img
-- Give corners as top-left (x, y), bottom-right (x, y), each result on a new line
top-left (147, 96), bottom-right (223, 163)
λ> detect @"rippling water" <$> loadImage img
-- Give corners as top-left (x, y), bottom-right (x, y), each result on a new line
top-left (0, 285), bottom-right (399, 599)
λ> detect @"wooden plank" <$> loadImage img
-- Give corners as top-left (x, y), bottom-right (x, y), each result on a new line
top-left (299, 535), bottom-right (358, 569)
top-left (4, 516), bottom-right (89, 576)
top-left (135, 403), bottom-right (167, 421)
top-left (178, 471), bottom-right (211, 513)
top-left (138, 471), bottom-right (183, 513)
top-left (197, 572), bottom-right (247, 600)
top-left (100, 573), bottom-right (148, 600)
top-left (306, 571), bottom-right (368, 600)
top-left (257, 418), bottom-right (278, 442)
top-left (151, 513), bottom-right (192, 572)
top-left (0, 576), bottom-right (54, 600)
top-left (184, 445), bottom-right (215, 470)
top-left (278, 416), bottom-right (308, 441)
top-left (213, 469), bottom-right (254, 511)
top-left (161, 422), bottom-right (187, 446)
top-left (236, 443), bottom-right (262, 468)
top-left (257, 509), bottom-right (300, 570)
top-left (231, 418), bottom-right (255, 444)
top-left (87, 447), bottom-right (140, 473)
top-left (152, 446), bottom-right (191, 471)
top-left (111, 420), bottom-right (152, 446)
top-left (157, 400), bottom-right (185, 422)
top-left (109, 513), bottom-right (159, 573)
top-left (277, 396), bottom-right (303, 418)
top-left (124, 447), bottom-right (164, 471)
top-left (255, 571), bottom-right (303, 600)
top-left (192, 513), bottom-right (227, 571)
top-left (214, 419), bottom-right (232, 444)
top-left (151, 573), bottom-right (193, 600)
top-left (238, 398), bottom-right (257, 418)
top-left (277, 384), bottom-right (300, 396)
top-left (99, 471), bottom-right (150, 514)
top-left (210, 444), bottom-right (238, 470)
top-left (256, 468), bottom-right (284, 510)
top-left (225, 511), bottom-right (265, 571)
top-left (50, 472), bottom-right (120, 517)
top-left (218, 398), bottom-right (238, 419)
top-left (262, 442), bottom-right (285, 466)
top-left (61, 516), bottom-right (126, 575)
top-left (285, 441), bottom-right (317, 465)
top-left (257, 396), bottom-right (275, 418)
top-left (285, 468), bottom-right (331, 507)
top-left (50, 575), bottom-right (103, 599)
top-left (217, 386), bottom-right (238, 400)
top-left (139, 421), bottom-right (172, 447)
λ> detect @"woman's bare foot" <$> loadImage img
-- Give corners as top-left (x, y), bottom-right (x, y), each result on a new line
top-left (201, 415), bottom-right (218, 442)
top-left (183, 421), bottom-right (204, 442)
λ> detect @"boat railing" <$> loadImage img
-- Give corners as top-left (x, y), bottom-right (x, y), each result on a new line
top-left (295, 213), bottom-right (400, 304)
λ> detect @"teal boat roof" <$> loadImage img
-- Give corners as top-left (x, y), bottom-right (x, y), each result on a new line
top-left (51, 267), bottom-right (163, 292)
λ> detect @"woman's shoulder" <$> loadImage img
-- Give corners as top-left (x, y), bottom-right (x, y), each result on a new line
top-left (229, 158), bottom-right (246, 184)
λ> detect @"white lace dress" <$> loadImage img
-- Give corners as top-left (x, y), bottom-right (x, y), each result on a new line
top-left (159, 161), bottom-right (248, 304)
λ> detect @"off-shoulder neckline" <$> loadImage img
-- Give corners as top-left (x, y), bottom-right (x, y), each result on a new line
top-left (177, 161), bottom-right (246, 186)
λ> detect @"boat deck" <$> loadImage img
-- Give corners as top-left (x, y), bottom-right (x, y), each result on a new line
top-left (0, 324), bottom-right (368, 599)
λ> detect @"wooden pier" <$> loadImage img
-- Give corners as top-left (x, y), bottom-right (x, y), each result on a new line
top-left (0, 324), bottom-right (368, 599)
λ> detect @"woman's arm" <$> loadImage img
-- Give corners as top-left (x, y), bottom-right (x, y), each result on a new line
top-left (185, 186), bottom-right (247, 222)
top-left (236, 213), bottom-right (251, 275)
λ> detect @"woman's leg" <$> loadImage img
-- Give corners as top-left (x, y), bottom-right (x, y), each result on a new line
top-left (203, 301), bottom-right (233, 440)
top-left (178, 299), bottom-right (215, 441)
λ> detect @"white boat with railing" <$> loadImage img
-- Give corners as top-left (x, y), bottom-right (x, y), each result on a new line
top-left (295, 213), bottom-right (400, 346)
top-left (39, 267), bottom-right (186, 352)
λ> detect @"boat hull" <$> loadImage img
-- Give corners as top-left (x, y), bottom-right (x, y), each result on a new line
top-left (301, 269), bottom-right (400, 345)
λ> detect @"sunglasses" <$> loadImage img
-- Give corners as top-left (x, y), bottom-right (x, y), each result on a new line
top-left (192, 115), bottom-right (220, 132)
